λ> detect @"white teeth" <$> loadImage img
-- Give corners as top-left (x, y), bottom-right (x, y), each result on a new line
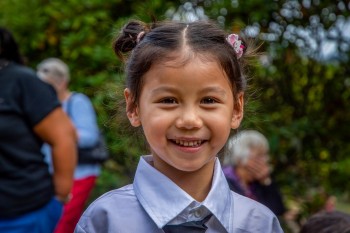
top-left (174, 140), bottom-right (203, 147)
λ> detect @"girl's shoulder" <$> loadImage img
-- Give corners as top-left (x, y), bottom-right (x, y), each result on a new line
top-left (230, 191), bottom-right (283, 232)
top-left (231, 190), bottom-right (274, 215)
top-left (83, 184), bottom-right (139, 214)
top-left (77, 184), bottom-right (151, 231)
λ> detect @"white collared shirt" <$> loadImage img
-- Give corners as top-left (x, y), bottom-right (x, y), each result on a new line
top-left (75, 155), bottom-right (284, 233)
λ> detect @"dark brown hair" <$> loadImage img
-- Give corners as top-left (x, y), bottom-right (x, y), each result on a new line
top-left (113, 20), bottom-right (250, 111)
top-left (0, 27), bottom-right (24, 65)
top-left (300, 211), bottom-right (350, 233)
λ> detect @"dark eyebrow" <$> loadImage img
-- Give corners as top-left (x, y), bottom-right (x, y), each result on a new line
top-left (198, 86), bottom-right (228, 97)
top-left (150, 86), bottom-right (178, 95)
top-left (151, 86), bottom-right (228, 97)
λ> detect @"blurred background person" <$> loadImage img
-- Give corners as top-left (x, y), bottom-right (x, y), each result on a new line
top-left (37, 58), bottom-right (101, 233)
top-left (222, 130), bottom-right (286, 217)
top-left (0, 28), bottom-right (77, 233)
top-left (299, 210), bottom-right (350, 233)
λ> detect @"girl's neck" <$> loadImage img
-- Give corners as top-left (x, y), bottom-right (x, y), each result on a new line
top-left (153, 159), bottom-right (216, 202)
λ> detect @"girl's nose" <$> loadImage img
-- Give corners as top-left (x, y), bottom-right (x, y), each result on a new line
top-left (175, 107), bottom-right (203, 129)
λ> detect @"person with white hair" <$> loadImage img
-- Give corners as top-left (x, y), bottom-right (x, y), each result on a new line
top-left (222, 130), bottom-right (286, 216)
top-left (37, 58), bottom-right (101, 233)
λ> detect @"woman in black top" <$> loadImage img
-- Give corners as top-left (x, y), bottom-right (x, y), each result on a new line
top-left (0, 27), bottom-right (77, 233)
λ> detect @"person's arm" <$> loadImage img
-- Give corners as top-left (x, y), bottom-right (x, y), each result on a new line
top-left (245, 156), bottom-right (271, 185)
top-left (34, 107), bottom-right (77, 202)
top-left (69, 94), bottom-right (99, 148)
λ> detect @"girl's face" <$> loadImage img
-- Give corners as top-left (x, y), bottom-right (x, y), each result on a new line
top-left (125, 55), bottom-right (243, 177)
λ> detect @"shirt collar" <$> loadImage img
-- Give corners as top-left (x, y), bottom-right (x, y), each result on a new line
top-left (133, 155), bottom-right (232, 232)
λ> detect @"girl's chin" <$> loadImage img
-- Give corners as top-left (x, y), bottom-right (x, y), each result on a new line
top-left (170, 158), bottom-right (215, 173)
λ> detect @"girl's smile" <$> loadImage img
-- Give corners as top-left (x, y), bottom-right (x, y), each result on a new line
top-left (125, 53), bottom-right (244, 179)
top-left (169, 137), bottom-right (207, 154)
top-left (172, 138), bottom-right (205, 147)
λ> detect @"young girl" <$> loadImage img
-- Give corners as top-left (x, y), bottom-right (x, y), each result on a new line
top-left (75, 20), bottom-right (283, 233)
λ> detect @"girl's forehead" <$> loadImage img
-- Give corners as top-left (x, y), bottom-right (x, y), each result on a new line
top-left (152, 57), bottom-right (227, 80)
top-left (141, 58), bottom-right (233, 97)
top-left (156, 49), bottom-right (219, 67)
top-left (140, 59), bottom-right (232, 96)
top-left (148, 56), bottom-right (226, 78)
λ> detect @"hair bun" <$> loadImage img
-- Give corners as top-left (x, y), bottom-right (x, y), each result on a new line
top-left (113, 20), bottom-right (148, 59)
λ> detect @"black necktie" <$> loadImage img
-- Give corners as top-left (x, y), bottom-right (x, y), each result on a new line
top-left (162, 214), bottom-right (213, 233)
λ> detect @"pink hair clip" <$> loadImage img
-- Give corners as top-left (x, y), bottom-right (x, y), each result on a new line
top-left (226, 34), bottom-right (245, 59)
top-left (136, 31), bottom-right (145, 43)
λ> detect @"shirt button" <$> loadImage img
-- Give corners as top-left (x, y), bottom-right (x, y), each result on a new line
top-left (194, 209), bottom-right (202, 218)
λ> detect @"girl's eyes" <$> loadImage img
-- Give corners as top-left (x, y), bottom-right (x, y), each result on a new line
top-left (201, 97), bottom-right (218, 104)
top-left (159, 98), bottom-right (177, 104)
top-left (157, 97), bottom-right (219, 105)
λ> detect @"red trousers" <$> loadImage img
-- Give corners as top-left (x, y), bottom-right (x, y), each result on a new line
top-left (54, 176), bottom-right (97, 233)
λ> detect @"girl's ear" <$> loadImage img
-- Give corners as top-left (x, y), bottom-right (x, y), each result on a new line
top-left (124, 88), bottom-right (141, 127)
top-left (231, 92), bottom-right (244, 129)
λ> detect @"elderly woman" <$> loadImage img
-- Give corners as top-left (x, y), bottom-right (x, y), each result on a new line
top-left (37, 58), bottom-right (101, 233)
top-left (222, 130), bottom-right (286, 216)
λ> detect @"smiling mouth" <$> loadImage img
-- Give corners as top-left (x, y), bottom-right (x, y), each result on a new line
top-left (172, 139), bottom-right (204, 147)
